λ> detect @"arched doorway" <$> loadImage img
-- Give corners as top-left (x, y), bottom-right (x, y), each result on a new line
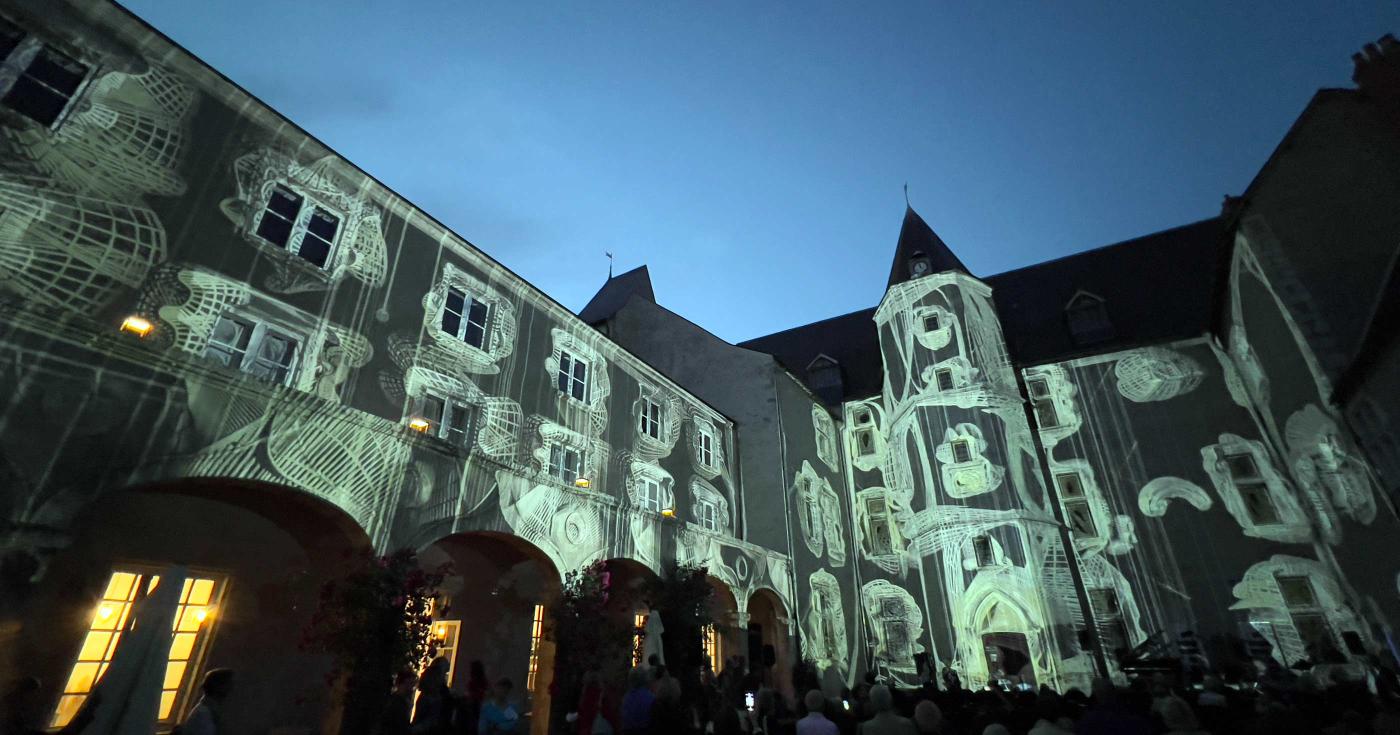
top-left (15, 478), bottom-right (372, 735)
top-left (747, 588), bottom-right (794, 701)
top-left (420, 532), bottom-right (561, 735)
top-left (706, 575), bottom-right (739, 676)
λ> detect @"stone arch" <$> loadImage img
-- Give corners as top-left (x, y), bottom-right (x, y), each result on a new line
top-left (959, 573), bottom-right (1051, 690)
top-left (14, 477), bottom-right (372, 734)
top-left (746, 587), bottom-right (793, 699)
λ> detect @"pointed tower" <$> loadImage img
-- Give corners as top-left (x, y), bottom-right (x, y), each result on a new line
top-left (847, 205), bottom-right (1097, 690)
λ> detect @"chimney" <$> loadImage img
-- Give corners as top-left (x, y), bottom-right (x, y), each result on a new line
top-left (1353, 34), bottom-right (1400, 128)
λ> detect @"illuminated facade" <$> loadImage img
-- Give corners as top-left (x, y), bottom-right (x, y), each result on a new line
top-left (0, 2), bottom-right (1397, 731)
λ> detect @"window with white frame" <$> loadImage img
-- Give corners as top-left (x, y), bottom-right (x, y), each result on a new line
top-left (813, 407), bottom-right (837, 468)
top-left (935, 368), bottom-right (955, 391)
top-left (697, 425), bottom-right (716, 469)
top-left (0, 17), bottom-right (89, 128)
top-left (557, 350), bottom-right (588, 401)
top-left (254, 185), bottom-right (342, 269)
top-left (417, 391), bottom-right (472, 446)
top-left (1225, 453), bottom-right (1279, 525)
top-left (440, 287), bottom-right (489, 349)
top-left (1056, 472), bottom-right (1098, 538)
top-left (639, 397), bottom-right (662, 440)
top-left (203, 314), bottom-right (299, 385)
top-left (548, 445), bottom-right (582, 485)
top-left (695, 497), bottom-right (720, 531)
top-left (637, 476), bottom-right (665, 513)
top-left (865, 496), bottom-right (895, 555)
top-left (1026, 376), bottom-right (1059, 429)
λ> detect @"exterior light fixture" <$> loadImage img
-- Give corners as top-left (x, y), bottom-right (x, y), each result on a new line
top-left (661, 508), bottom-right (676, 519)
top-left (120, 315), bottom-right (153, 337)
top-left (574, 477), bottom-right (591, 489)
top-left (408, 417), bottom-right (431, 432)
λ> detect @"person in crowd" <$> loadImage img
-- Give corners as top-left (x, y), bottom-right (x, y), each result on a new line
top-left (620, 667), bottom-right (655, 735)
top-left (381, 671), bottom-right (419, 735)
top-left (455, 660), bottom-right (488, 735)
top-left (1025, 695), bottom-right (1071, 735)
top-left (573, 670), bottom-right (612, 735)
top-left (181, 668), bottom-right (235, 735)
top-left (413, 657), bottom-right (454, 735)
top-left (911, 700), bottom-right (944, 735)
top-left (651, 675), bottom-right (693, 734)
top-left (1073, 677), bottom-right (1152, 735)
top-left (797, 689), bottom-right (839, 735)
top-left (478, 678), bottom-right (520, 735)
top-left (940, 667), bottom-right (962, 693)
top-left (1159, 696), bottom-right (1210, 735)
top-left (857, 685), bottom-right (916, 735)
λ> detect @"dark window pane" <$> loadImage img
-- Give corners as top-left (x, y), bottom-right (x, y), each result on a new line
top-left (440, 310), bottom-right (461, 337)
top-left (306, 209), bottom-right (339, 240)
top-left (572, 360), bottom-right (586, 382)
top-left (3, 77), bottom-right (66, 126)
top-left (27, 48), bottom-right (86, 95)
top-left (256, 212), bottom-right (294, 247)
top-left (444, 288), bottom-right (466, 315)
top-left (464, 322), bottom-right (485, 348)
top-left (571, 379), bottom-right (585, 401)
top-left (423, 395), bottom-right (445, 427)
top-left (297, 232), bottom-right (331, 267)
top-left (267, 188), bottom-right (302, 219)
top-left (468, 299), bottom-right (488, 326)
top-left (258, 334), bottom-right (295, 367)
top-left (937, 370), bottom-right (954, 391)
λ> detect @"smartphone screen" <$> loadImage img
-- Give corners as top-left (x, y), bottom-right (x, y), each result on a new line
top-left (744, 692), bottom-right (755, 711)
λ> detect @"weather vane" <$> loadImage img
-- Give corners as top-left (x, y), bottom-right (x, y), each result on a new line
top-left (606, 251), bottom-right (614, 279)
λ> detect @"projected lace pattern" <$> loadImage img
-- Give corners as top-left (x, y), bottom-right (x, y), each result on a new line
top-left (1201, 433), bottom-right (1310, 543)
top-left (1230, 555), bottom-right (1367, 667)
top-left (804, 570), bottom-right (848, 676)
top-left (862, 580), bottom-right (924, 684)
top-left (422, 263), bottom-right (517, 374)
top-left (1114, 347), bottom-right (1205, 403)
top-left (1137, 477), bottom-right (1213, 517)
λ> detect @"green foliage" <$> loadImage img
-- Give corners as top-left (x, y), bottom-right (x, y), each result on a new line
top-left (548, 561), bottom-right (637, 734)
top-left (301, 548), bottom-right (449, 735)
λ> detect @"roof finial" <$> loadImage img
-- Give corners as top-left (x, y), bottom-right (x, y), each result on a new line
top-left (904, 182), bottom-right (910, 208)
top-left (606, 251), bottom-right (614, 279)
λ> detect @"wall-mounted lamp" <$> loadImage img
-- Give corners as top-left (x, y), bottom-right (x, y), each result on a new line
top-left (661, 508), bottom-right (676, 519)
top-left (574, 477), bottom-right (591, 489)
top-left (408, 417), bottom-right (431, 432)
top-left (120, 315), bottom-right (153, 338)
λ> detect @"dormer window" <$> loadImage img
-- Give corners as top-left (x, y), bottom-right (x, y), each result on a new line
top-left (1066, 291), bottom-right (1114, 345)
top-left (557, 350), bottom-right (588, 401)
top-left (0, 17), bottom-right (89, 128)
top-left (441, 287), bottom-right (489, 349)
top-left (254, 185), bottom-right (342, 269)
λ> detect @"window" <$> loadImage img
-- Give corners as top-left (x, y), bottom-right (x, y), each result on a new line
top-left (1088, 588), bottom-right (1130, 654)
top-left (557, 350), bottom-right (588, 401)
top-left (526, 604), bottom-right (545, 690)
top-left (972, 535), bottom-right (995, 567)
top-left (866, 497), bottom-right (893, 555)
top-left (431, 620), bottom-right (461, 686)
top-left (1275, 575), bottom-right (1336, 659)
top-left (1066, 293), bottom-right (1114, 345)
top-left (951, 438), bottom-right (973, 464)
top-left (855, 409), bottom-right (872, 425)
top-left (0, 18), bottom-right (89, 128)
top-left (1226, 453), bottom-right (1279, 525)
top-left (253, 185), bottom-right (342, 269)
top-left (935, 368), bottom-right (955, 391)
top-left (698, 426), bottom-right (715, 468)
top-left (633, 612), bottom-right (648, 666)
top-left (204, 314), bottom-right (299, 385)
top-left (52, 570), bottom-right (223, 727)
top-left (814, 409), bottom-right (836, 464)
top-left (639, 397), bottom-right (662, 439)
top-left (549, 445), bottom-right (582, 484)
top-left (1026, 376), bottom-right (1059, 429)
top-left (702, 624), bottom-right (720, 673)
top-left (638, 477), bottom-right (664, 513)
top-left (855, 429), bottom-right (875, 457)
top-left (1057, 473), bottom-right (1098, 538)
top-left (440, 287), bottom-right (489, 349)
top-left (922, 313), bottom-right (940, 332)
top-left (419, 392), bottom-right (472, 446)
top-left (695, 498), bottom-right (721, 531)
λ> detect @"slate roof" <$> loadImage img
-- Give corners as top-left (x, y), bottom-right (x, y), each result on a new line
top-left (887, 206), bottom-right (969, 288)
top-left (578, 265), bottom-right (656, 325)
top-left (739, 217), bottom-right (1226, 401)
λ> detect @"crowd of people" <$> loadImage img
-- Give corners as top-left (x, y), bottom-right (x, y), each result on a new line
top-left (553, 652), bottom-right (1400, 735)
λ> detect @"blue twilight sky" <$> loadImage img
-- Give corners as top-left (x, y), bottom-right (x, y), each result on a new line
top-left (120, 1), bottom-right (1398, 343)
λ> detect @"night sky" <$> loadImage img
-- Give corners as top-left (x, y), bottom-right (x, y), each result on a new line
top-left (119, 1), bottom-right (1398, 342)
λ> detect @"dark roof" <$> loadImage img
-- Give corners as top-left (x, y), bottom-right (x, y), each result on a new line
top-left (578, 265), bottom-right (656, 324)
top-left (987, 217), bottom-right (1226, 366)
top-left (888, 206), bottom-right (968, 288)
top-left (737, 307), bottom-right (884, 403)
top-left (740, 217), bottom-right (1225, 400)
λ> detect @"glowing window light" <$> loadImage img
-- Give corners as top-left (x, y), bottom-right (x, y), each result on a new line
top-left (703, 624), bottom-right (720, 673)
top-left (119, 315), bottom-right (153, 337)
top-left (633, 612), bottom-right (648, 666)
top-left (52, 570), bottom-right (224, 728)
top-left (660, 508), bottom-right (676, 519)
top-left (526, 604), bottom-right (545, 690)
top-left (432, 620), bottom-right (460, 686)
top-left (574, 477), bottom-right (591, 489)
top-left (408, 417), bottom-right (432, 432)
